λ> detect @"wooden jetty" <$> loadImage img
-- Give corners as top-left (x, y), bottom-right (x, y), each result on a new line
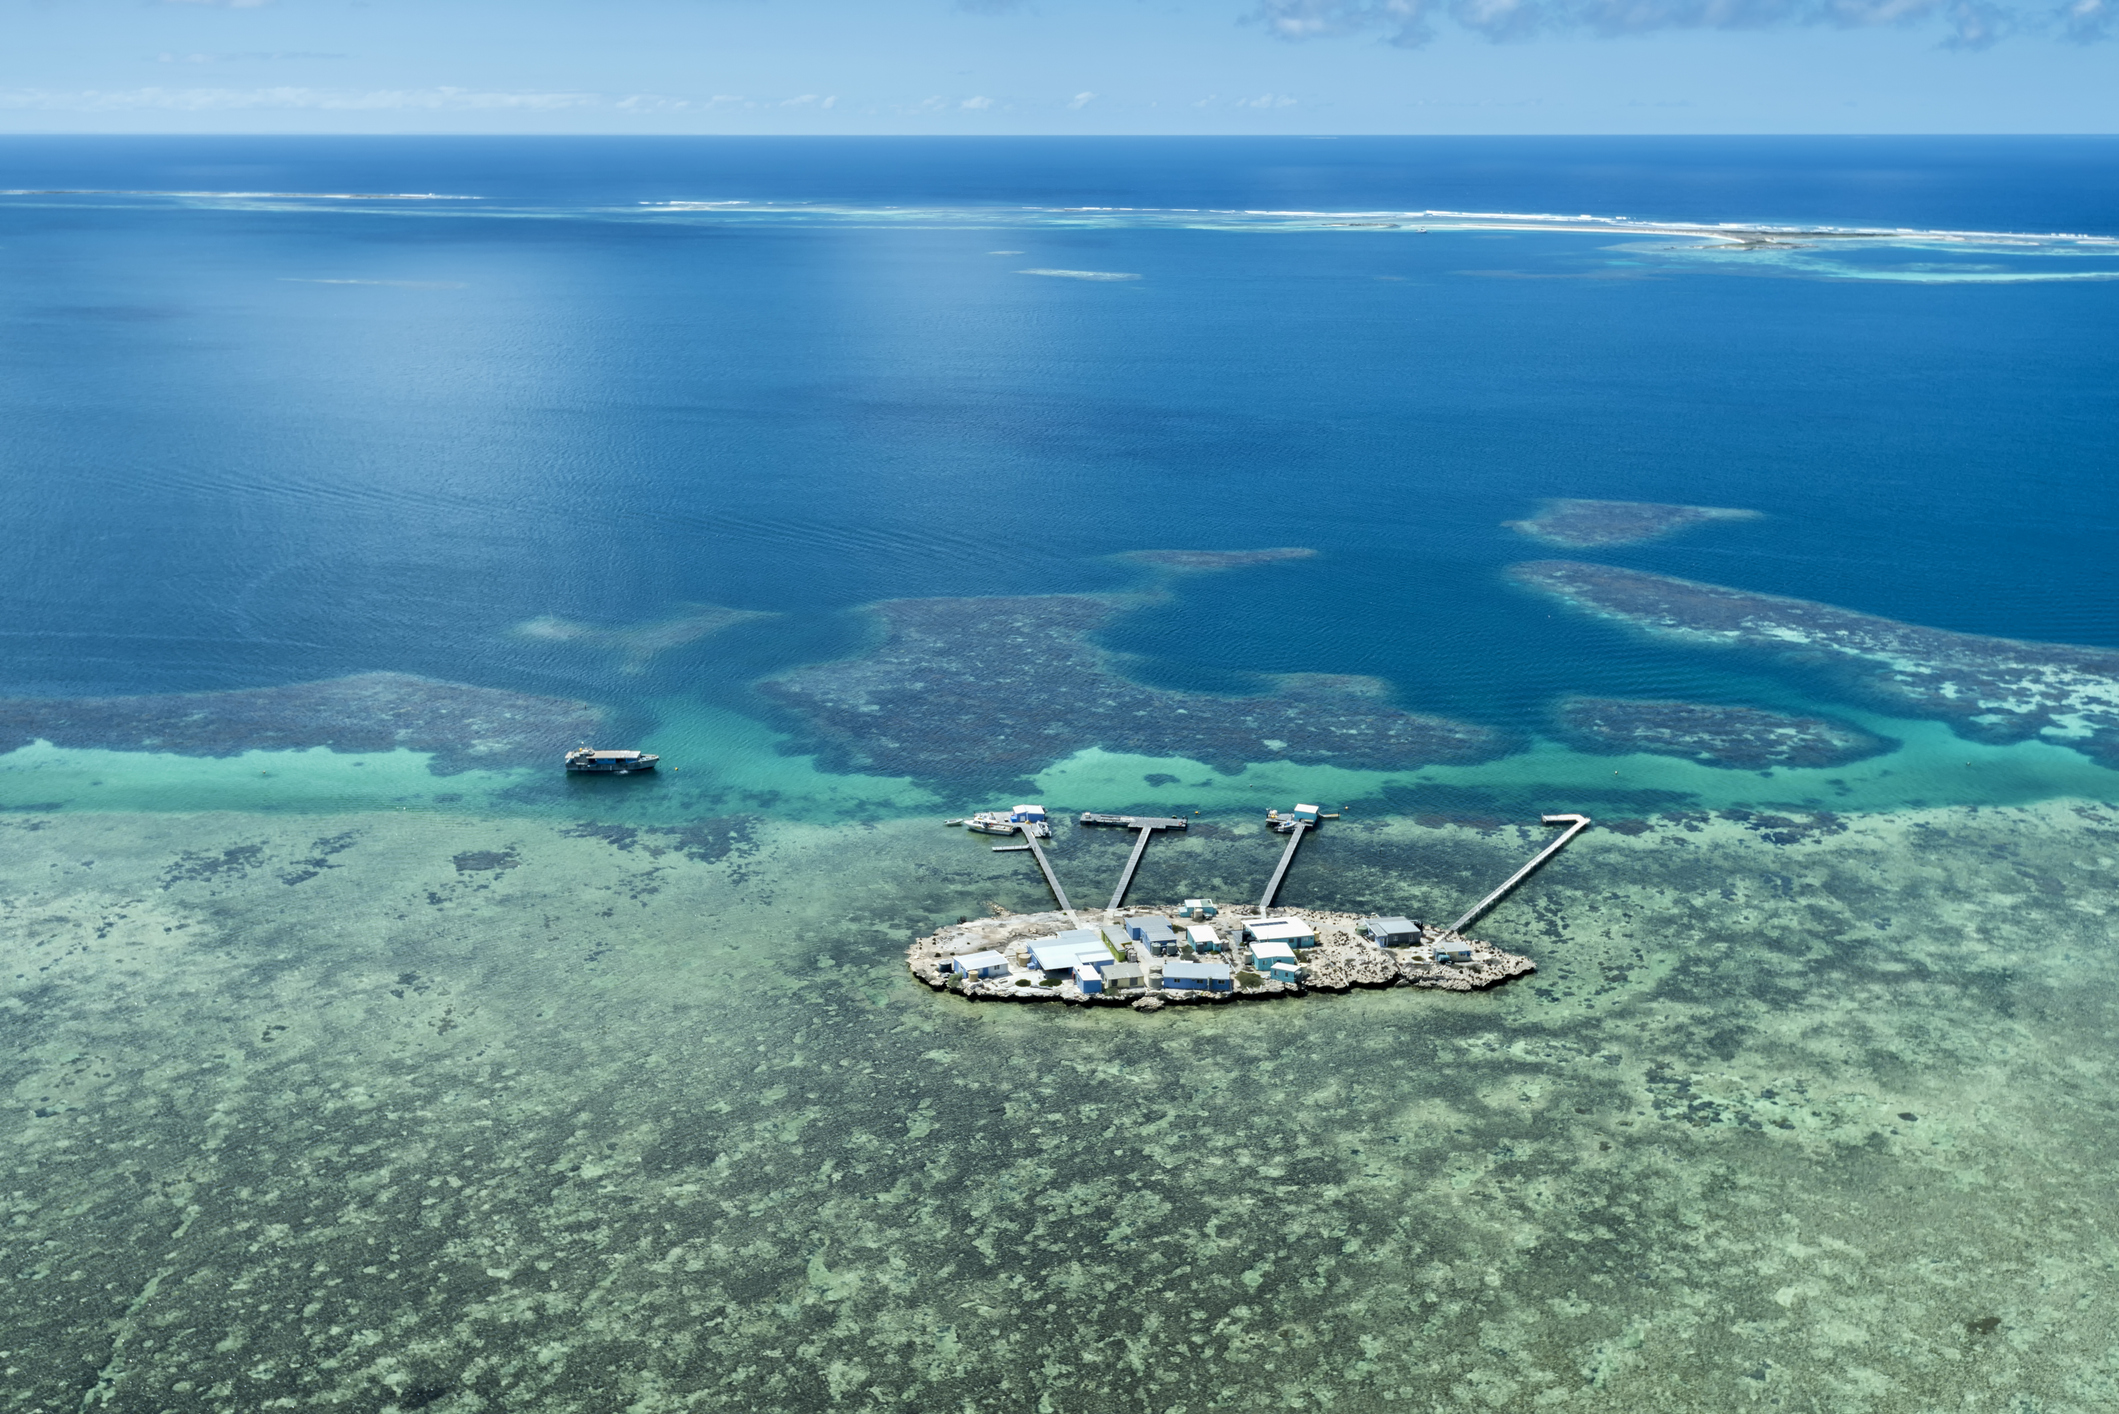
top-left (1448, 813), bottom-right (1592, 933)
top-left (1258, 820), bottom-right (1309, 911)
top-left (1016, 829), bottom-right (1081, 928)
top-left (1080, 813), bottom-right (1189, 911)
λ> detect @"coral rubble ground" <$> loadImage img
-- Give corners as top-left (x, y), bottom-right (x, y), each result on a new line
top-left (1553, 695), bottom-right (1893, 769)
top-left (5, 803), bottom-right (2119, 1412)
top-left (1514, 560), bottom-right (2119, 768)
top-left (1504, 499), bottom-right (1762, 547)
top-left (758, 593), bottom-right (1502, 780)
top-left (0, 672), bottom-right (604, 775)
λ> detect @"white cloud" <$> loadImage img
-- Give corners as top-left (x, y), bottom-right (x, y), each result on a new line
top-left (961, 95), bottom-right (995, 108)
top-left (1067, 91), bottom-right (1096, 108)
top-left (2061, 0), bottom-right (2113, 38)
top-left (1248, 0), bottom-right (2105, 46)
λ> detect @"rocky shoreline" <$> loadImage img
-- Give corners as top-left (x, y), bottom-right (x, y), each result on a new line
top-left (906, 906), bottom-right (1534, 1010)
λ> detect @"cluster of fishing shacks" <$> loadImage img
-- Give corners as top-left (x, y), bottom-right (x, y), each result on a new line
top-left (906, 902), bottom-right (1534, 1011)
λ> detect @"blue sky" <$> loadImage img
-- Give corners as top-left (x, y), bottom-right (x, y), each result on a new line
top-left (2, 0), bottom-right (2113, 134)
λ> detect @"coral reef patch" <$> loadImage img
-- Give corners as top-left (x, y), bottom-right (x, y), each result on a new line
top-left (758, 594), bottom-right (1502, 780)
top-left (511, 602), bottom-right (774, 673)
top-left (1112, 546), bottom-right (1317, 574)
top-left (7, 803), bottom-right (2119, 1411)
top-left (1553, 695), bottom-right (1893, 769)
top-left (1505, 499), bottom-right (1762, 547)
top-left (1512, 560), bottom-right (2119, 766)
top-left (0, 672), bottom-right (604, 775)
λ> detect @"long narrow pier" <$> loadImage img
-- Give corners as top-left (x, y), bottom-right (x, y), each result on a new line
top-left (1109, 828), bottom-right (1156, 911)
top-left (1083, 814), bottom-right (1189, 912)
top-left (1018, 830), bottom-right (1081, 928)
top-left (1258, 821), bottom-right (1309, 912)
top-left (1448, 813), bottom-right (1592, 934)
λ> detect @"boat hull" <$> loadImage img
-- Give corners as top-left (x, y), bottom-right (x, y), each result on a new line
top-left (566, 755), bottom-right (659, 773)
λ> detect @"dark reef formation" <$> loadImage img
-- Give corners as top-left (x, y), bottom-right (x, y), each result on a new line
top-left (0, 672), bottom-right (605, 775)
top-left (1505, 499), bottom-right (1761, 548)
top-left (1552, 696), bottom-right (1892, 770)
top-left (1112, 547), bottom-right (1317, 574)
top-left (758, 594), bottom-right (1502, 780)
top-left (1512, 561), bottom-right (2119, 767)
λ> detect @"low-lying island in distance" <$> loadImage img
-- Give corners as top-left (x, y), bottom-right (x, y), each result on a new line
top-left (909, 804), bottom-right (1587, 1011)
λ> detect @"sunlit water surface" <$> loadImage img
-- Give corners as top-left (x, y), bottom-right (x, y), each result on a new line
top-left (2, 137), bottom-right (2116, 1412)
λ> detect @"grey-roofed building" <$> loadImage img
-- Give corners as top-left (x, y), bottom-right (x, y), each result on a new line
top-left (1161, 959), bottom-right (1233, 992)
top-left (1030, 929), bottom-right (1113, 973)
top-left (1360, 917), bottom-right (1420, 946)
top-left (1127, 915), bottom-right (1180, 954)
top-left (1433, 938), bottom-right (1474, 964)
top-left (1103, 962), bottom-right (1148, 990)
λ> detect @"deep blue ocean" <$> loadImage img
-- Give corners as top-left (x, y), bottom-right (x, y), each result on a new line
top-left (2, 136), bottom-right (2116, 816)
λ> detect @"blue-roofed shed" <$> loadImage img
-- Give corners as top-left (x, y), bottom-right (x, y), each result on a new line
top-left (1161, 960), bottom-right (1233, 992)
top-left (1126, 916), bottom-right (1179, 954)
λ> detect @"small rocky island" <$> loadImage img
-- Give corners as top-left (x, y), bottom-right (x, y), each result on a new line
top-left (908, 906), bottom-right (1534, 1009)
top-left (1505, 499), bottom-right (1762, 548)
top-left (1552, 695), bottom-right (1892, 770)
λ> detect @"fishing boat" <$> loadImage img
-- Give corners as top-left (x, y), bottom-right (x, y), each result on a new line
top-left (950, 803), bottom-right (1052, 838)
top-left (565, 747), bottom-right (659, 774)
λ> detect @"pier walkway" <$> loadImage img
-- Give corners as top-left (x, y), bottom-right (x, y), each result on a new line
top-left (1258, 821), bottom-right (1309, 912)
top-left (1448, 814), bottom-right (1592, 934)
top-left (1081, 814), bottom-right (1188, 912)
top-left (1017, 830), bottom-right (1081, 928)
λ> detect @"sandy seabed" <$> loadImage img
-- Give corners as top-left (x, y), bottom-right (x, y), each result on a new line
top-left (4, 801), bottom-right (2118, 1412)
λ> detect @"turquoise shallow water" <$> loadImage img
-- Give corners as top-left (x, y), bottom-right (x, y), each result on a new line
top-left (3, 138), bottom-right (2118, 1411)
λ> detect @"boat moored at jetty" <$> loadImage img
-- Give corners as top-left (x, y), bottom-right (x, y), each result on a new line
top-left (565, 747), bottom-right (660, 773)
top-left (948, 803), bottom-right (1053, 838)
